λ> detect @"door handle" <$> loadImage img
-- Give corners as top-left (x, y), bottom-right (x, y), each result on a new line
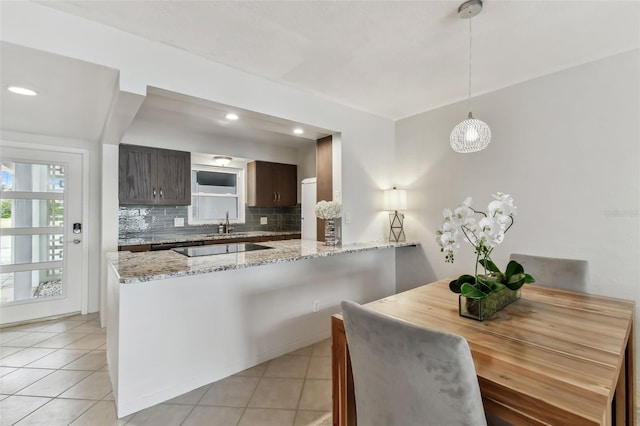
top-left (67, 239), bottom-right (81, 244)
top-left (277, 192), bottom-right (281, 202)
top-left (153, 188), bottom-right (157, 198)
top-left (160, 188), bottom-right (163, 198)
top-left (273, 192), bottom-right (277, 202)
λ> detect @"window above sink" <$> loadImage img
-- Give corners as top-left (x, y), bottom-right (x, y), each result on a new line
top-left (188, 164), bottom-right (245, 225)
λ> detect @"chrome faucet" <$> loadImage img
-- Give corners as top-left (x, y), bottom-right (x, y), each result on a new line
top-left (224, 211), bottom-right (233, 233)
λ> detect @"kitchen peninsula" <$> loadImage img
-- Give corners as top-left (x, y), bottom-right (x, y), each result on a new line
top-left (106, 239), bottom-right (417, 417)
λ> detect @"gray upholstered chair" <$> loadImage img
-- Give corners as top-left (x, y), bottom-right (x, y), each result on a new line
top-left (341, 300), bottom-right (488, 426)
top-left (509, 253), bottom-right (588, 292)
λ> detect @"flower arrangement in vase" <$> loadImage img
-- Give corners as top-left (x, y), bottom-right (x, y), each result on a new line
top-left (436, 193), bottom-right (535, 319)
top-left (315, 200), bottom-right (342, 246)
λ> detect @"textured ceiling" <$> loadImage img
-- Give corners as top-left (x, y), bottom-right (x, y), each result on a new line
top-left (38, 0), bottom-right (640, 120)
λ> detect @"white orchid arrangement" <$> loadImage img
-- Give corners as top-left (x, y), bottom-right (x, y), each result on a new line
top-left (437, 193), bottom-right (534, 299)
top-left (438, 192), bottom-right (516, 264)
top-left (315, 200), bottom-right (343, 219)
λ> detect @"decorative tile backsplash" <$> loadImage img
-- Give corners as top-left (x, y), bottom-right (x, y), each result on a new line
top-left (119, 204), bottom-right (301, 240)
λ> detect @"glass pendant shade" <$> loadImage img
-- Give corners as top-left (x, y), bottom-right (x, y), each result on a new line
top-left (450, 112), bottom-right (491, 153)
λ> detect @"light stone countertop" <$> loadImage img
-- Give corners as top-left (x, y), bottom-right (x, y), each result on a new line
top-left (118, 230), bottom-right (301, 247)
top-left (108, 239), bottom-right (418, 284)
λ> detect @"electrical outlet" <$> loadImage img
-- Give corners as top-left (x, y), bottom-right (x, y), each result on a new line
top-left (260, 217), bottom-right (268, 225)
top-left (312, 300), bottom-right (320, 312)
top-left (174, 217), bottom-right (184, 227)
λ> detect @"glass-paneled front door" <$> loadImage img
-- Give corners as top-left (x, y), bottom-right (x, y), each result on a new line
top-left (0, 146), bottom-right (85, 325)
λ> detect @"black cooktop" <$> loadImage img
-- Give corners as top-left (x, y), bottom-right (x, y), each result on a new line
top-left (173, 243), bottom-right (271, 257)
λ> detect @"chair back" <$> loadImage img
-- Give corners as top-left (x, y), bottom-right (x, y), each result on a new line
top-left (509, 253), bottom-right (588, 292)
top-left (341, 300), bottom-right (487, 426)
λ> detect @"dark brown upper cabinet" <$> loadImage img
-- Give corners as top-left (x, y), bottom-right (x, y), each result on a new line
top-left (119, 144), bottom-right (191, 206)
top-left (247, 161), bottom-right (297, 207)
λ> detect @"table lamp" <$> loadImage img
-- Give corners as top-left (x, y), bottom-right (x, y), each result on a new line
top-left (384, 187), bottom-right (407, 242)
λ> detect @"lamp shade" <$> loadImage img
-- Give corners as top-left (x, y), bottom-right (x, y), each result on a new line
top-left (384, 188), bottom-right (407, 211)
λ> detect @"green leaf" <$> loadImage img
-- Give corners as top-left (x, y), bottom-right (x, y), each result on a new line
top-left (460, 283), bottom-right (488, 299)
top-left (505, 274), bottom-right (525, 290)
top-left (505, 260), bottom-right (524, 278)
top-left (475, 277), bottom-right (496, 293)
top-left (505, 280), bottom-right (525, 290)
top-left (524, 274), bottom-right (536, 283)
top-left (507, 272), bottom-right (525, 284)
top-left (458, 274), bottom-right (476, 284)
top-left (449, 274), bottom-right (475, 294)
top-left (493, 283), bottom-right (506, 292)
top-left (478, 258), bottom-right (501, 273)
top-left (449, 279), bottom-right (462, 294)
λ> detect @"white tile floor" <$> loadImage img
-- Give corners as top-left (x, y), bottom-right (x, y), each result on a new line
top-left (0, 314), bottom-right (331, 425)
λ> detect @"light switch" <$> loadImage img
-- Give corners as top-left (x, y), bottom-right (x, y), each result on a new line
top-left (345, 211), bottom-right (352, 224)
top-left (260, 217), bottom-right (268, 225)
top-left (174, 218), bottom-right (184, 227)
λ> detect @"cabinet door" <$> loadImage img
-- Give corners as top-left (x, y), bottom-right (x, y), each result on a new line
top-left (119, 244), bottom-right (152, 252)
top-left (274, 163), bottom-right (297, 206)
top-left (247, 161), bottom-right (276, 207)
top-left (282, 233), bottom-right (301, 240)
top-left (156, 149), bottom-right (191, 205)
top-left (119, 145), bottom-right (157, 205)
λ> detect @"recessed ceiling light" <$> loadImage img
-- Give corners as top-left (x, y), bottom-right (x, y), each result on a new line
top-left (225, 113), bottom-right (239, 121)
top-left (293, 128), bottom-right (304, 135)
top-left (7, 86), bottom-right (38, 96)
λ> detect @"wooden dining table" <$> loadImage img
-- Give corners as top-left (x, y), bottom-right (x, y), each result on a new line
top-left (331, 278), bottom-right (636, 425)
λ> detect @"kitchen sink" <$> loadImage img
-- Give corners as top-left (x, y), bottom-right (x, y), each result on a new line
top-left (173, 243), bottom-right (271, 257)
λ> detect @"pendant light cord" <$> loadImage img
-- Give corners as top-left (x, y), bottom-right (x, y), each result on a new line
top-left (468, 17), bottom-right (472, 115)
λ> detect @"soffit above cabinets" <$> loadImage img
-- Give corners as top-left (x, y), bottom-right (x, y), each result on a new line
top-left (133, 87), bottom-right (332, 148)
top-left (0, 42), bottom-right (332, 149)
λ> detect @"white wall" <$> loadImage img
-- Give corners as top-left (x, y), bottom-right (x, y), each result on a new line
top-left (395, 50), bottom-right (640, 380)
top-left (100, 144), bottom-right (119, 325)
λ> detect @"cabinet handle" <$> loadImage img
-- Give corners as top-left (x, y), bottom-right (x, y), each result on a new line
top-left (277, 192), bottom-right (281, 202)
top-left (160, 188), bottom-right (163, 198)
top-left (273, 192), bottom-right (277, 202)
top-left (153, 188), bottom-right (157, 198)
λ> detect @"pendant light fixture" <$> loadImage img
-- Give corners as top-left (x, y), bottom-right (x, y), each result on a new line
top-left (450, 0), bottom-right (491, 153)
